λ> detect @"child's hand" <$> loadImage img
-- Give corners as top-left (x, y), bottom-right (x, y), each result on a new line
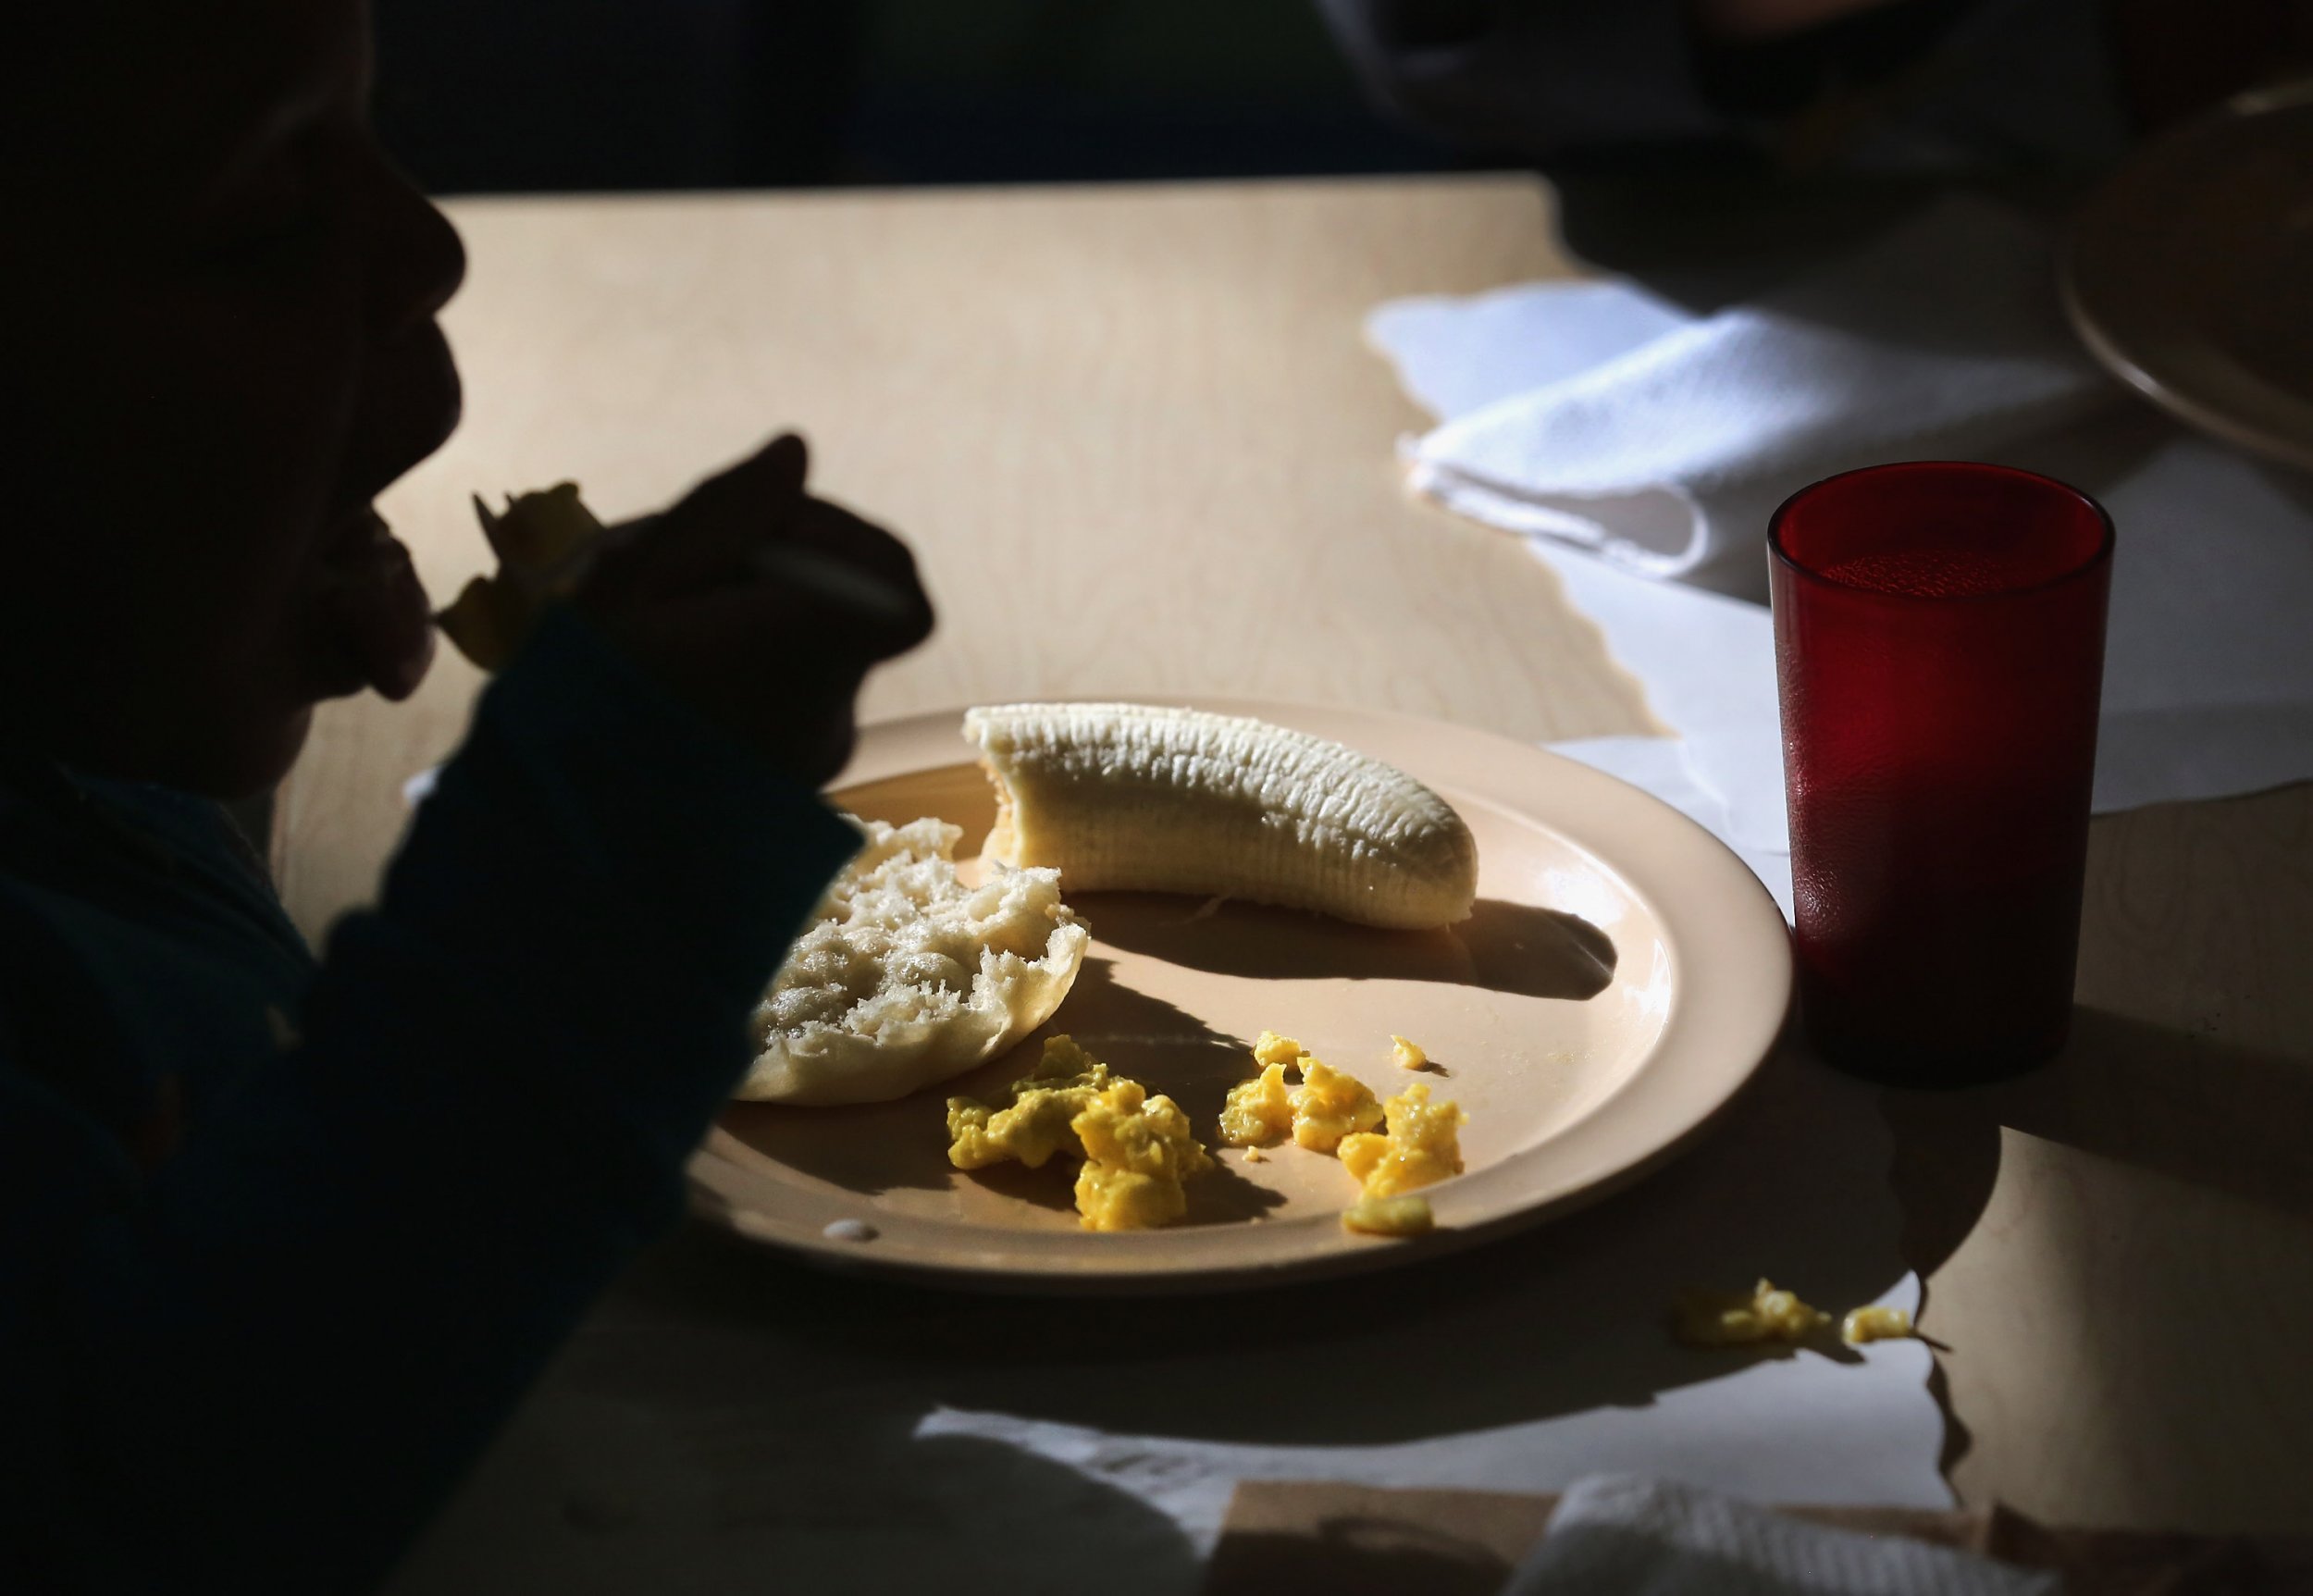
top-left (575, 435), bottom-right (934, 786)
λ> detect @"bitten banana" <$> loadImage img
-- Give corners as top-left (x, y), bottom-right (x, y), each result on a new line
top-left (962, 703), bottom-right (1478, 929)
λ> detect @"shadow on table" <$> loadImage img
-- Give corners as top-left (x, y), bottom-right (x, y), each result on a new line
top-left (1082, 894), bottom-right (1617, 1002)
top-left (389, 1401), bottom-right (1202, 1596)
top-left (640, 1042), bottom-right (1908, 1451)
top-left (1881, 1003), bottom-right (2313, 1249)
top-left (1874, 999), bottom-right (2313, 1482)
top-left (391, 1045), bottom-right (1927, 1595)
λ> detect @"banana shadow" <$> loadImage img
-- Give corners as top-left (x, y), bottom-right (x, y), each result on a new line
top-left (1079, 893), bottom-right (1617, 1002)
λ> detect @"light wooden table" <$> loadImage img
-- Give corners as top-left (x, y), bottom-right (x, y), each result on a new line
top-left (277, 176), bottom-right (2313, 1571)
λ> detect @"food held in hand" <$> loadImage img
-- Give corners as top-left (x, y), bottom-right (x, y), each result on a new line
top-left (1342, 1194), bottom-right (1435, 1237)
top-left (1840, 1305), bottom-right (1915, 1344)
top-left (963, 702), bottom-right (1479, 929)
top-left (1215, 1033), bottom-right (1383, 1153)
top-left (946, 1036), bottom-right (1212, 1231)
top-left (1338, 1081), bottom-right (1466, 1198)
top-left (1672, 1280), bottom-right (1833, 1346)
top-left (741, 818), bottom-right (1089, 1105)
top-left (436, 483), bottom-right (609, 669)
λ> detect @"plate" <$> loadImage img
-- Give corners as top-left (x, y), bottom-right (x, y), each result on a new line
top-left (689, 700), bottom-right (1791, 1293)
top-left (2062, 80), bottom-right (2313, 471)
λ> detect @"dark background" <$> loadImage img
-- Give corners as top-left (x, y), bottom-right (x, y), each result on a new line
top-left (372, 0), bottom-right (1473, 194)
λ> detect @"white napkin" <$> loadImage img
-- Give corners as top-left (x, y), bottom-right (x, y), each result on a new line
top-left (1395, 197), bottom-right (2109, 580)
top-left (1503, 1476), bottom-right (2056, 1596)
top-left (1369, 197), bottom-right (2313, 921)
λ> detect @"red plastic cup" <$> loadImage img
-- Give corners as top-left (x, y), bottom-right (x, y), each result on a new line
top-left (1770, 462), bottom-right (2113, 1086)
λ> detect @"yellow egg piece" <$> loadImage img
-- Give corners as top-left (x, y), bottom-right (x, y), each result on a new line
top-left (1070, 1079), bottom-right (1212, 1232)
top-left (1288, 1058), bottom-right (1383, 1154)
top-left (1251, 1030), bottom-right (1305, 1068)
top-left (1842, 1305), bottom-right (1915, 1344)
top-left (944, 1037), bottom-right (1211, 1231)
top-left (1390, 1034), bottom-right (1428, 1070)
top-left (1342, 1194), bottom-right (1434, 1237)
top-left (1218, 1062), bottom-right (1294, 1146)
top-left (1337, 1080), bottom-right (1466, 1197)
top-left (1672, 1279), bottom-right (1832, 1346)
top-left (944, 1035), bottom-right (1112, 1171)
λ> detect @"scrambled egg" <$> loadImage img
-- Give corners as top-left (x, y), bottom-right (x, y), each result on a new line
top-left (1672, 1279), bottom-right (1832, 1346)
top-left (1216, 1033), bottom-right (1383, 1153)
top-left (1218, 1062), bottom-right (1294, 1146)
top-left (1342, 1194), bottom-right (1434, 1236)
top-left (1290, 1059), bottom-right (1383, 1152)
top-left (1072, 1080), bottom-right (1213, 1231)
top-left (1672, 1282), bottom-right (1920, 1347)
top-left (1251, 1030), bottom-right (1304, 1067)
top-left (945, 1036), bottom-right (1209, 1231)
top-left (946, 1035), bottom-right (1111, 1171)
top-left (1217, 1033), bottom-right (1464, 1242)
top-left (1338, 1081), bottom-right (1466, 1198)
top-left (1841, 1305), bottom-right (1915, 1344)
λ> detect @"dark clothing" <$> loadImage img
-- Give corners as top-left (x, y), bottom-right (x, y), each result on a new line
top-left (0, 608), bottom-right (855, 1591)
top-left (1316, 0), bottom-right (2131, 175)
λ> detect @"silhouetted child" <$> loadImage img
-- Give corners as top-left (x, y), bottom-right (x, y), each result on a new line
top-left (0, 4), bottom-right (931, 1589)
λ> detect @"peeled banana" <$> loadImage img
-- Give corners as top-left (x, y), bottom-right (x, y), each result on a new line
top-left (963, 702), bottom-right (1478, 929)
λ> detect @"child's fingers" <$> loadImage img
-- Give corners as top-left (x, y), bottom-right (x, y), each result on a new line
top-left (760, 498), bottom-right (935, 645)
top-left (606, 580), bottom-right (926, 783)
top-left (588, 433), bottom-right (812, 605)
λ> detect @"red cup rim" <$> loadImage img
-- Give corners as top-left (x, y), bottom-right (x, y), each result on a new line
top-left (1767, 461), bottom-right (2115, 604)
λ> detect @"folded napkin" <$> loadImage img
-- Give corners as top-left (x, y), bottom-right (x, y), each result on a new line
top-left (1503, 1477), bottom-right (2057, 1596)
top-left (1392, 197), bottom-right (2110, 580)
top-left (1370, 195), bottom-right (2313, 919)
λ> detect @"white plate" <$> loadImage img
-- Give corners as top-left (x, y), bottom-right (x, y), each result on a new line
top-left (2063, 80), bottom-right (2313, 471)
top-left (689, 700), bottom-right (1792, 1293)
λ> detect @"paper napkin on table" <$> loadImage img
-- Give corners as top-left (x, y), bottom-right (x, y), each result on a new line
top-left (1389, 197), bottom-right (2109, 581)
top-left (1503, 1476), bottom-right (2057, 1596)
top-left (1368, 194), bottom-right (2313, 920)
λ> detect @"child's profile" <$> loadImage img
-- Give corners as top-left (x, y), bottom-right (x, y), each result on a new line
top-left (0, 2), bottom-right (931, 1588)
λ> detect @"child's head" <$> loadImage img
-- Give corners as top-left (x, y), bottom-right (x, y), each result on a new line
top-left (0, 0), bottom-right (464, 798)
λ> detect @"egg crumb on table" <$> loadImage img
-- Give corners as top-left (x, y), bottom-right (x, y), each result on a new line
top-left (1841, 1305), bottom-right (1915, 1344)
top-left (1672, 1279), bottom-right (1832, 1346)
top-left (1338, 1081), bottom-right (1466, 1197)
top-left (944, 1036), bottom-right (1210, 1231)
top-left (1342, 1194), bottom-right (1435, 1236)
top-left (1390, 1034), bottom-right (1428, 1070)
